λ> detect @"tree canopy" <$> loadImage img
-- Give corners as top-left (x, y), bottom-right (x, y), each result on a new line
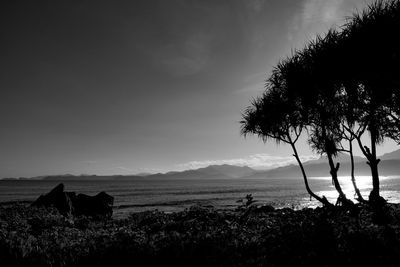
top-left (241, 0), bottom-right (400, 206)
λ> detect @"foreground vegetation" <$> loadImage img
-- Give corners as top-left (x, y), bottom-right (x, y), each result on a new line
top-left (2, 202), bottom-right (400, 267)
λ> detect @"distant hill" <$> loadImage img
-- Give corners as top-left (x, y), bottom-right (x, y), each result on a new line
top-left (148, 164), bottom-right (255, 179)
top-left (4, 149), bottom-right (400, 181)
top-left (250, 149), bottom-right (400, 178)
top-left (196, 164), bottom-right (255, 178)
top-left (303, 153), bottom-right (365, 165)
top-left (41, 175), bottom-right (142, 181)
top-left (38, 165), bottom-right (256, 181)
top-left (381, 149), bottom-right (400, 160)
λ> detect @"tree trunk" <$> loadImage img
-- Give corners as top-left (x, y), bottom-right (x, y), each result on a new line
top-left (355, 131), bottom-right (383, 205)
top-left (319, 122), bottom-right (348, 205)
top-left (368, 127), bottom-right (381, 203)
top-left (368, 157), bottom-right (380, 202)
top-left (290, 143), bottom-right (332, 207)
top-left (326, 151), bottom-right (347, 202)
top-left (349, 140), bottom-right (365, 202)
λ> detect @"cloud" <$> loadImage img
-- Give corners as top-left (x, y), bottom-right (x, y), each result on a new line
top-left (82, 160), bottom-right (97, 164)
top-left (244, 0), bottom-right (268, 13)
top-left (235, 82), bottom-right (264, 94)
top-left (176, 153), bottom-right (318, 170)
top-left (157, 33), bottom-right (211, 76)
top-left (235, 72), bottom-right (266, 94)
top-left (302, 0), bottom-right (345, 26)
top-left (109, 166), bottom-right (164, 175)
top-left (113, 166), bottom-right (134, 172)
top-left (288, 0), bottom-right (347, 43)
top-left (288, 0), bottom-right (377, 45)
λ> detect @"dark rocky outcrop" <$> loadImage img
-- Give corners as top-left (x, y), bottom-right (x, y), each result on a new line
top-left (31, 183), bottom-right (74, 215)
top-left (73, 192), bottom-right (114, 218)
top-left (31, 183), bottom-right (114, 218)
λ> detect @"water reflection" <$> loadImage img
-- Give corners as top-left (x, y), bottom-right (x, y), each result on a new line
top-left (303, 176), bottom-right (400, 205)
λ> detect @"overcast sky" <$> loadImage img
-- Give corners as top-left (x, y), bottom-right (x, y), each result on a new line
top-left (1, 0), bottom-right (396, 177)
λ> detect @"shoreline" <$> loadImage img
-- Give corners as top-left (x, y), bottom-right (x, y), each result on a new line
top-left (0, 199), bottom-right (311, 220)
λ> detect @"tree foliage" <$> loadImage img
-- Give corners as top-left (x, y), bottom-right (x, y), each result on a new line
top-left (241, 0), bottom-right (400, 205)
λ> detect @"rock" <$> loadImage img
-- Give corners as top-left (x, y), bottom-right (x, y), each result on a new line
top-left (31, 183), bottom-right (73, 214)
top-left (74, 191), bottom-right (114, 218)
top-left (31, 183), bottom-right (114, 218)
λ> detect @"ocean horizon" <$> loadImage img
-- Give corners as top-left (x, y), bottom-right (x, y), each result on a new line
top-left (2, 176), bottom-right (400, 217)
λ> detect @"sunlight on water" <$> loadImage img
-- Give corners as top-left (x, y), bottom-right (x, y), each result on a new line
top-left (308, 176), bottom-right (400, 205)
top-left (2, 177), bottom-right (400, 216)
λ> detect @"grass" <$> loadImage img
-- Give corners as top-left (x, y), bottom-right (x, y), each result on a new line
top-left (2, 202), bottom-right (400, 266)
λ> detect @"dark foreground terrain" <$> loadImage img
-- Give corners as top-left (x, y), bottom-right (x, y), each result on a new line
top-left (2, 202), bottom-right (400, 267)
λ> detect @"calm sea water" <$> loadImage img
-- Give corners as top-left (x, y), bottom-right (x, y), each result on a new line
top-left (1, 176), bottom-right (400, 217)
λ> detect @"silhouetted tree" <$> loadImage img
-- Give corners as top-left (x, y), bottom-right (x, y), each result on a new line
top-left (242, 0), bottom-right (400, 206)
top-left (300, 32), bottom-right (352, 205)
top-left (283, 0), bottom-right (400, 204)
top-left (336, 0), bottom-right (400, 203)
top-left (338, 86), bottom-right (366, 202)
top-left (267, 32), bottom-right (352, 205)
top-left (241, 79), bottom-right (331, 206)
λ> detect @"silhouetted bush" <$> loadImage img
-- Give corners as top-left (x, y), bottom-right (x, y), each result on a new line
top-left (2, 203), bottom-right (400, 266)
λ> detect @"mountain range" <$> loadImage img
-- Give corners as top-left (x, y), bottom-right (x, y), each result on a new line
top-left (249, 149), bottom-right (400, 179)
top-left (34, 165), bottom-right (256, 181)
top-left (4, 149), bottom-right (400, 180)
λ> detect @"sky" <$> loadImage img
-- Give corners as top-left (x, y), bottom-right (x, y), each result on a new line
top-left (1, 0), bottom-right (396, 178)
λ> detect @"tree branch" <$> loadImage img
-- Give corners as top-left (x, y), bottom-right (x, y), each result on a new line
top-left (335, 162), bottom-right (340, 172)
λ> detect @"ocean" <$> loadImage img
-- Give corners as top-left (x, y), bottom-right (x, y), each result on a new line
top-left (1, 176), bottom-right (400, 218)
